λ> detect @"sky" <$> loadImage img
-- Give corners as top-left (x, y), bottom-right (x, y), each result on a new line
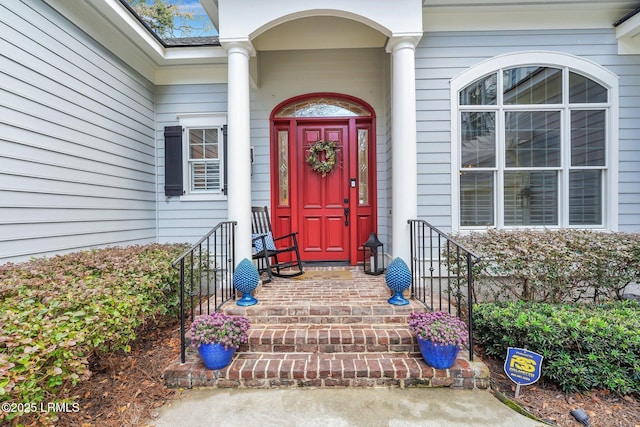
top-left (167, 0), bottom-right (218, 37)
top-left (135, 0), bottom-right (218, 38)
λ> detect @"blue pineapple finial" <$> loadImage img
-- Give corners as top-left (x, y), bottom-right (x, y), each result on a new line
top-left (233, 258), bottom-right (259, 306)
top-left (385, 257), bottom-right (411, 306)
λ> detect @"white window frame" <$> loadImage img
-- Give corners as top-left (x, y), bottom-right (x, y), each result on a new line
top-left (177, 113), bottom-right (227, 201)
top-left (450, 51), bottom-right (619, 232)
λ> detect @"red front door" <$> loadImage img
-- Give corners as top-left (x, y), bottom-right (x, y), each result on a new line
top-left (296, 123), bottom-right (350, 261)
top-left (270, 94), bottom-right (377, 265)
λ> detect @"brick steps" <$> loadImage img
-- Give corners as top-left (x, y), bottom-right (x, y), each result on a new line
top-left (164, 267), bottom-right (490, 390)
top-left (164, 350), bottom-right (488, 389)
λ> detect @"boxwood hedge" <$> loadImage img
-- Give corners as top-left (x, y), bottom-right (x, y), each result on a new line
top-left (473, 301), bottom-right (640, 394)
top-left (456, 229), bottom-right (640, 303)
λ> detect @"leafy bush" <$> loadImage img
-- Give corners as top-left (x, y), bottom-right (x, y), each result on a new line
top-left (0, 243), bottom-right (186, 424)
top-left (473, 301), bottom-right (640, 394)
top-left (455, 229), bottom-right (640, 303)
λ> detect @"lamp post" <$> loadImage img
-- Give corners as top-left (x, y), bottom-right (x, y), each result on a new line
top-left (362, 232), bottom-right (384, 275)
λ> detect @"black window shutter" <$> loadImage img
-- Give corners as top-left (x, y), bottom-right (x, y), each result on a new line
top-left (164, 125), bottom-right (184, 196)
top-left (222, 124), bottom-right (228, 195)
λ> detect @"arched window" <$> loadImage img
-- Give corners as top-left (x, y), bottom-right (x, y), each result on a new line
top-left (274, 96), bottom-right (372, 118)
top-left (451, 53), bottom-right (618, 230)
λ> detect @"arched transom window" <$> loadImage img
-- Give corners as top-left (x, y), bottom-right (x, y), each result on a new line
top-left (455, 64), bottom-right (612, 229)
top-left (274, 96), bottom-right (372, 118)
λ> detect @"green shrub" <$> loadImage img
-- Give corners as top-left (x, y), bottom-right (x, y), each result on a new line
top-left (455, 229), bottom-right (640, 303)
top-left (0, 243), bottom-right (186, 424)
top-left (473, 301), bottom-right (640, 394)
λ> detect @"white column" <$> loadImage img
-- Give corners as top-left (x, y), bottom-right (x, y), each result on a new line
top-left (387, 37), bottom-right (419, 262)
top-left (224, 41), bottom-right (255, 263)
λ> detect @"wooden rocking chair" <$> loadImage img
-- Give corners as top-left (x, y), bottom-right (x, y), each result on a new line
top-left (251, 206), bottom-right (304, 283)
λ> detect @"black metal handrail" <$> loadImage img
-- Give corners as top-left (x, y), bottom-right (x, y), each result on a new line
top-left (172, 221), bottom-right (236, 363)
top-left (408, 219), bottom-right (481, 360)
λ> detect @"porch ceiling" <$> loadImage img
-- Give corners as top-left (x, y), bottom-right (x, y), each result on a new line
top-left (252, 16), bottom-right (387, 51)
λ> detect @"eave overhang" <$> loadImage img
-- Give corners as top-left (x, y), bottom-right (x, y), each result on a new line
top-left (615, 8), bottom-right (640, 54)
top-left (43, 0), bottom-right (228, 84)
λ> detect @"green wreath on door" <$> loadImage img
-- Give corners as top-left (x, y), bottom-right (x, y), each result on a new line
top-left (306, 140), bottom-right (338, 177)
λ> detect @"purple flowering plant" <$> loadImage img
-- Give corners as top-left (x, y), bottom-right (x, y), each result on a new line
top-left (189, 312), bottom-right (250, 350)
top-left (408, 311), bottom-right (468, 348)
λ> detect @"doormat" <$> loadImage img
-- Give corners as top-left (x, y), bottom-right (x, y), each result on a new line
top-left (292, 270), bottom-right (353, 280)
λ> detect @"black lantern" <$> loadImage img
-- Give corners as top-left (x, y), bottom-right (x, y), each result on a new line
top-left (362, 232), bottom-right (384, 275)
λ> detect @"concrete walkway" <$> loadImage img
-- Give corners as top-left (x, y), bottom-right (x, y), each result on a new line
top-left (149, 388), bottom-right (545, 427)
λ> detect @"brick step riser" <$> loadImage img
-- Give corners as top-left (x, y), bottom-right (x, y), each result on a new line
top-left (244, 327), bottom-right (418, 353)
top-left (186, 327), bottom-right (418, 350)
top-left (223, 306), bottom-right (420, 319)
top-left (175, 377), bottom-right (466, 389)
top-left (240, 315), bottom-right (411, 325)
top-left (164, 351), bottom-right (489, 390)
top-left (244, 343), bottom-right (418, 353)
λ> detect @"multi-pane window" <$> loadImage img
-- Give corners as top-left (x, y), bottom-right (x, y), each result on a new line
top-left (459, 66), bottom-right (608, 228)
top-left (187, 128), bottom-right (222, 192)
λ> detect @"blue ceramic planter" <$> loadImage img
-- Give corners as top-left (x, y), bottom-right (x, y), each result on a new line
top-left (197, 342), bottom-right (236, 370)
top-left (417, 337), bottom-right (459, 369)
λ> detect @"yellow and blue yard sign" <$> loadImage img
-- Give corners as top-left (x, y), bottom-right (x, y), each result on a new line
top-left (504, 347), bottom-right (543, 389)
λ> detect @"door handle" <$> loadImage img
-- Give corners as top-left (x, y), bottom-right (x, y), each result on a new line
top-left (344, 207), bottom-right (350, 226)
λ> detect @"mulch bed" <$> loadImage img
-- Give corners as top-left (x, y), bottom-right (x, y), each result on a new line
top-left (482, 352), bottom-right (640, 427)
top-left (44, 320), bottom-right (640, 427)
top-left (54, 318), bottom-right (182, 427)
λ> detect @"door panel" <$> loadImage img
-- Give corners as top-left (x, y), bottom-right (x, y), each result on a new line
top-left (301, 215), bottom-right (322, 252)
top-left (297, 123), bottom-right (349, 261)
top-left (356, 214), bottom-right (373, 252)
top-left (325, 216), bottom-right (346, 252)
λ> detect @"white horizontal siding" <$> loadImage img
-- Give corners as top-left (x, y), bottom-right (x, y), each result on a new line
top-left (415, 28), bottom-right (640, 232)
top-left (0, 0), bottom-right (157, 263)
